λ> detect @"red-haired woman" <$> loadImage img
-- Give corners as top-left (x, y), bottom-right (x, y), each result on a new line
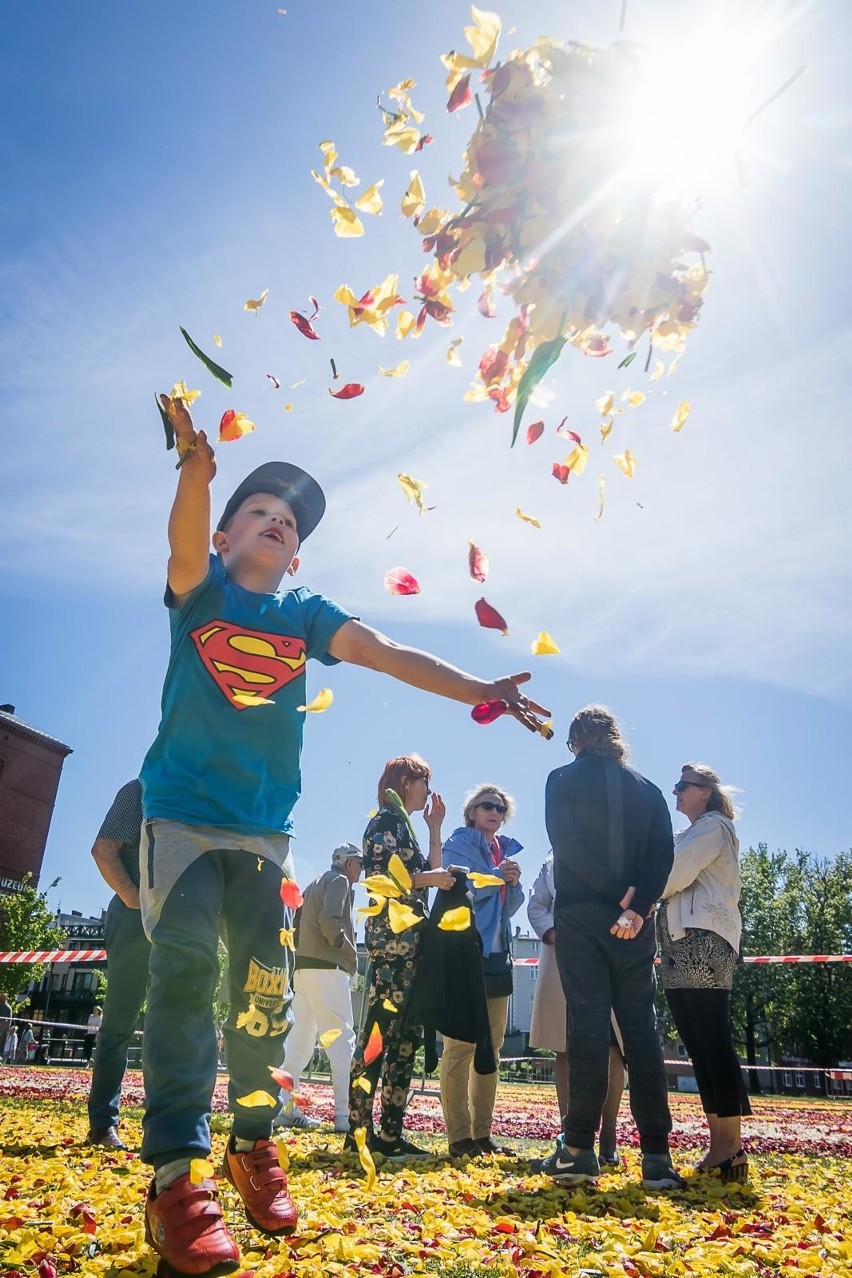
top-left (347, 754), bottom-right (452, 1159)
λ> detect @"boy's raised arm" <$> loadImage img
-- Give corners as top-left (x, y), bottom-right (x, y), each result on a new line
top-left (327, 619), bottom-right (550, 735)
top-left (160, 394), bottom-right (217, 600)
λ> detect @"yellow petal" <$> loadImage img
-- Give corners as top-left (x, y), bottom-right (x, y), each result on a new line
top-left (318, 139), bottom-right (338, 171)
top-left (396, 309), bottom-right (416, 339)
top-left (650, 360), bottom-right (665, 382)
top-left (622, 389), bottom-right (646, 408)
top-left (382, 998), bottom-right (399, 1014)
top-left (387, 898), bottom-right (423, 934)
top-left (595, 392), bottom-right (614, 416)
top-left (382, 121), bottom-right (423, 154)
top-left (378, 361), bottom-right (410, 378)
top-left (401, 170), bottom-right (426, 220)
top-left (233, 691), bottom-right (276, 707)
top-left (360, 874), bottom-right (403, 899)
top-left (334, 283), bottom-right (361, 308)
top-left (330, 206), bottom-right (365, 237)
top-left (244, 289), bottom-right (269, 313)
top-left (531, 631), bottom-right (560, 656)
top-left (387, 852), bottom-right (413, 893)
top-left (190, 1158), bottom-right (215, 1185)
top-left (467, 872), bottom-right (505, 888)
top-left (213, 335), bottom-right (223, 347)
top-left (353, 1126), bottom-right (377, 1188)
top-left (274, 1139), bottom-right (290, 1170)
top-left (594, 475), bottom-right (606, 521)
top-left (297, 688), bottom-right (333, 713)
top-left (284, 402), bottom-right (293, 412)
top-left (464, 5), bottom-right (502, 64)
top-left (397, 472), bottom-right (428, 513)
top-left (600, 418), bottom-right (614, 443)
top-left (614, 449), bottom-right (637, 477)
top-left (354, 180), bottom-right (384, 215)
top-left (279, 927), bottom-right (295, 950)
top-left (169, 380), bottom-right (201, 407)
top-left (670, 400), bottom-right (691, 432)
top-left (353, 1075), bottom-right (372, 1093)
top-left (446, 338), bottom-right (463, 366)
top-left (329, 164), bottom-right (359, 187)
top-left (564, 443), bottom-right (589, 475)
top-left (319, 1028), bottom-right (342, 1048)
top-left (355, 896), bottom-right (386, 918)
top-left (437, 906), bottom-right (472, 932)
top-left (236, 1090), bottom-right (278, 1108)
top-left (516, 506), bottom-right (542, 529)
top-left (668, 355), bottom-right (682, 377)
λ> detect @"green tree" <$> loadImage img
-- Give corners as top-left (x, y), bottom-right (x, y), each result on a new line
top-left (0, 876), bottom-right (64, 1005)
top-left (782, 849), bottom-right (852, 1068)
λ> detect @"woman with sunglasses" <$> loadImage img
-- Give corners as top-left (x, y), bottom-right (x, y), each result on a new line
top-left (439, 784), bottom-right (523, 1157)
top-left (658, 763), bottom-right (750, 1180)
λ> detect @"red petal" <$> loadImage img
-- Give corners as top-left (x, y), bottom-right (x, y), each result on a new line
top-left (415, 133), bottom-right (434, 151)
top-left (477, 286), bottom-right (497, 319)
top-left (328, 383), bottom-right (365, 400)
top-left (447, 74), bottom-right (472, 113)
top-left (525, 420), bottom-right (544, 445)
top-left (583, 335), bottom-right (612, 357)
top-left (269, 1067), bottom-right (295, 1090)
top-left (475, 597), bottom-right (508, 634)
top-left (280, 880), bottom-right (304, 910)
top-left (289, 310), bottom-right (320, 340)
top-left (552, 463), bottom-right (570, 485)
top-left (555, 418), bottom-right (582, 442)
top-left (479, 346), bottom-right (507, 385)
top-left (308, 295), bottom-right (320, 320)
top-left (363, 1022), bottom-right (383, 1066)
top-left (471, 699), bottom-right (509, 725)
top-left (468, 542), bottom-right (489, 583)
top-left (384, 567), bottom-right (421, 596)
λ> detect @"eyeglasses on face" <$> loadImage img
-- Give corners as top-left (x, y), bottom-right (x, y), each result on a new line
top-left (476, 800), bottom-right (507, 814)
top-left (673, 780), bottom-right (708, 793)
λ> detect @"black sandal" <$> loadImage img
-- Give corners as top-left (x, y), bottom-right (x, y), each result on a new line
top-left (708, 1149), bottom-right (748, 1182)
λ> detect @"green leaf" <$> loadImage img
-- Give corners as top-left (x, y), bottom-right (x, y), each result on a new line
top-left (510, 335), bottom-right (567, 447)
top-left (180, 326), bottom-right (233, 387)
top-left (155, 393), bottom-right (175, 451)
top-left (617, 351), bottom-right (637, 369)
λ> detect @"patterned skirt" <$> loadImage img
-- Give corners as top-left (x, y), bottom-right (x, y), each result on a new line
top-left (656, 906), bottom-right (737, 991)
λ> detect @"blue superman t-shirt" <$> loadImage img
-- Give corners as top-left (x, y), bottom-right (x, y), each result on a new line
top-left (140, 555), bottom-right (351, 835)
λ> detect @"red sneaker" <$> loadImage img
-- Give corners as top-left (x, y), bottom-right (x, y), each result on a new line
top-left (145, 1174), bottom-right (240, 1277)
top-left (222, 1137), bottom-right (298, 1235)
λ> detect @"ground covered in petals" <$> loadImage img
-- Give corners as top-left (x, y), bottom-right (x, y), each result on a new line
top-left (1, 1067), bottom-right (851, 1277)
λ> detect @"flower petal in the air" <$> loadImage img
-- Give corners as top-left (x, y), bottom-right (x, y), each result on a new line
top-left (468, 542), bottom-right (489, 583)
top-left (614, 449), bottom-right (637, 477)
top-left (218, 410), bottom-right (255, 443)
top-left (670, 400), bottom-right (691, 431)
top-left (297, 688), bottom-right (334, 713)
top-left (384, 567), bottom-right (421, 596)
top-left (516, 506), bottom-right (541, 528)
top-left (244, 289), bottom-right (269, 314)
top-left (475, 598), bottom-right (508, 635)
top-left (328, 383), bottom-right (366, 399)
top-left (378, 361), bottom-right (410, 377)
top-left (531, 631), bottom-right (560, 656)
top-left (438, 906), bottom-right (472, 931)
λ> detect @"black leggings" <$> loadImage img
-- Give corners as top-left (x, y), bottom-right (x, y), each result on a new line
top-left (665, 987), bottom-right (751, 1118)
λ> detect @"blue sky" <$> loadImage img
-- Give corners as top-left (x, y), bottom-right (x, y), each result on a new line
top-left (2, 0), bottom-right (850, 918)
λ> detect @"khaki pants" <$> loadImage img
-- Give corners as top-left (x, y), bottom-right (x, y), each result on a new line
top-left (440, 994), bottom-right (509, 1143)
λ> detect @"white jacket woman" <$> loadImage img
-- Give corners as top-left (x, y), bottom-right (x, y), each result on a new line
top-left (661, 810), bottom-right (741, 954)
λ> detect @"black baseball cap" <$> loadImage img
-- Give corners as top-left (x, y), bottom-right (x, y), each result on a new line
top-left (217, 462), bottom-right (326, 542)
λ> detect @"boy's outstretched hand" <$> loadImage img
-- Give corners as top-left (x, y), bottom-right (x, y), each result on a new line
top-left (160, 393), bottom-right (216, 483)
top-left (488, 672), bottom-right (552, 737)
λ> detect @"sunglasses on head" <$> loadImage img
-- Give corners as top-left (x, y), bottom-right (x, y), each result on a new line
top-left (477, 800), bottom-right (507, 814)
top-left (673, 780), bottom-right (708, 792)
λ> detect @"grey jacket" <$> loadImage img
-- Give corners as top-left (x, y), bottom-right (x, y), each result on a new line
top-left (295, 869), bottom-right (357, 974)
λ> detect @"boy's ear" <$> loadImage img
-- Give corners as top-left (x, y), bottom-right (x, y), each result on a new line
top-left (286, 556), bottom-right (300, 577)
top-left (211, 529), bottom-right (228, 554)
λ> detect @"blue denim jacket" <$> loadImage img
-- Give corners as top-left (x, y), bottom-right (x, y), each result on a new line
top-left (441, 825), bottom-right (524, 956)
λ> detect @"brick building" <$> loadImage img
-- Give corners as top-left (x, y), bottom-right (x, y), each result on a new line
top-left (0, 704), bottom-right (72, 892)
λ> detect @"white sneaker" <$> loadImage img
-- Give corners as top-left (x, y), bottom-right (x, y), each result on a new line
top-left (273, 1104), bottom-right (320, 1130)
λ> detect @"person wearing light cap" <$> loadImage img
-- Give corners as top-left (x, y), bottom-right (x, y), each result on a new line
top-left (138, 395), bottom-right (550, 1278)
top-left (275, 842), bottom-right (363, 1134)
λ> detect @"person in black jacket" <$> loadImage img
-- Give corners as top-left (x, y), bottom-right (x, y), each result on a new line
top-left (541, 705), bottom-right (684, 1190)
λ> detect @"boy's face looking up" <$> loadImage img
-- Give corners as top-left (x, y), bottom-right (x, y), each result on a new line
top-left (212, 492), bottom-right (300, 589)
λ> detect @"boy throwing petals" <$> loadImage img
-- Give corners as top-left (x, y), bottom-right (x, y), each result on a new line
top-left (140, 395), bottom-right (549, 1278)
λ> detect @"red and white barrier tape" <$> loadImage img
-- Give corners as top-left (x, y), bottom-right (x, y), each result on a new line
top-left (0, 949), bottom-right (850, 965)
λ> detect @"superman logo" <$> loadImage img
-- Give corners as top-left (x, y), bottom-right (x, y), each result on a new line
top-left (190, 620), bottom-right (306, 710)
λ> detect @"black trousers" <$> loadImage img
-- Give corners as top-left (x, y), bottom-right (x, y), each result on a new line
top-left (665, 987), bottom-right (752, 1118)
top-left (555, 901), bottom-right (672, 1154)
